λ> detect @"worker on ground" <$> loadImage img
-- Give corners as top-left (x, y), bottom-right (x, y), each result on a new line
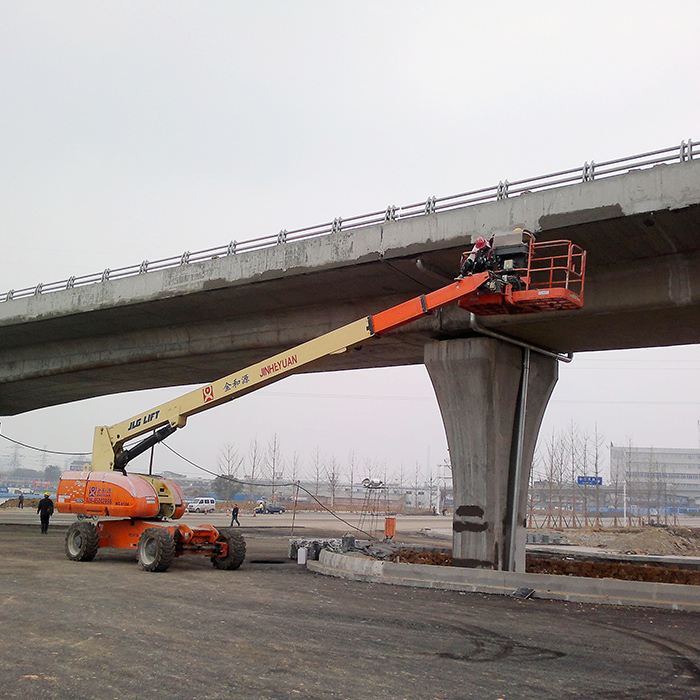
top-left (230, 504), bottom-right (241, 527)
top-left (455, 236), bottom-right (494, 280)
top-left (17, 492), bottom-right (24, 509)
top-left (37, 491), bottom-right (54, 534)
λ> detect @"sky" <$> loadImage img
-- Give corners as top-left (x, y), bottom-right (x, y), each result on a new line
top-left (1, 1), bottom-right (700, 482)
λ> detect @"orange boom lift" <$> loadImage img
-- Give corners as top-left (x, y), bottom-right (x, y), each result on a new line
top-left (56, 229), bottom-right (585, 572)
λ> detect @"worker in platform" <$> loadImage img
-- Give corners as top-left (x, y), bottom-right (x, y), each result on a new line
top-left (37, 491), bottom-right (54, 534)
top-left (455, 236), bottom-right (494, 280)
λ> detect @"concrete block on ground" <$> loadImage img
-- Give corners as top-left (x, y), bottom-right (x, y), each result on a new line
top-left (308, 550), bottom-right (700, 612)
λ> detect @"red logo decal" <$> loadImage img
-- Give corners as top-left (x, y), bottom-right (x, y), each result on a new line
top-left (202, 386), bottom-right (214, 403)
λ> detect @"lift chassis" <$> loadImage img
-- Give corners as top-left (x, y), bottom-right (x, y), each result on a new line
top-left (56, 230), bottom-right (585, 572)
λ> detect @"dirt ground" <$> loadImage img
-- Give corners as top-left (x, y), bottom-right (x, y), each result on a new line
top-left (524, 526), bottom-right (700, 585)
top-left (2, 518), bottom-right (700, 700)
top-left (533, 525), bottom-right (700, 557)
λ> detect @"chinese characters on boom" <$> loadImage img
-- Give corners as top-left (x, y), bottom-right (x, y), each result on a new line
top-left (202, 353), bottom-right (299, 403)
top-left (224, 373), bottom-right (250, 393)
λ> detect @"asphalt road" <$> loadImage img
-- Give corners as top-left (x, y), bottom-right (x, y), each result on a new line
top-left (2, 515), bottom-right (700, 700)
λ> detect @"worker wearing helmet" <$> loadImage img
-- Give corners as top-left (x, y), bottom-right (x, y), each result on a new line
top-left (456, 236), bottom-right (494, 280)
top-left (37, 491), bottom-right (55, 534)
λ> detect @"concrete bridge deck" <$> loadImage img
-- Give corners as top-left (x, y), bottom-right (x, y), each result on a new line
top-left (1, 158), bottom-right (699, 415)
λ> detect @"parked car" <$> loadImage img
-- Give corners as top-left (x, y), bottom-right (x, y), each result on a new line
top-left (186, 497), bottom-right (217, 513)
top-left (254, 503), bottom-right (286, 514)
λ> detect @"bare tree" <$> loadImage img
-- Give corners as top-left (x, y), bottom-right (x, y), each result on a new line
top-left (611, 455), bottom-right (622, 528)
top-left (567, 421), bottom-right (582, 528)
top-left (266, 433), bottom-right (284, 503)
top-left (346, 450), bottom-right (356, 510)
top-left (643, 448), bottom-right (666, 526)
top-left (591, 425), bottom-right (604, 527)
top-left (379, 460), bottom-right (389, 490)
top-left (247, 437), bottom-right (262, 503)
top-left (528, 451), bottom-right (541, 528)
top-left (395, 463), bottom-right (407, 513)
top-left (437, 458), bottom-right (452, 515)
top-left (218, 443), bottom-right (244, 507)
top-left (579, 429), bottom-right (591, 527)
top-left (622, 437), bottom-right (639, 526)
top-left (426, 465), bottom-right (437, 513)
top-left (289, 451), bottom-right (302, 486)
top-left (310, 446), bottom-right (324, 498)
top-left (326, 455), bottom-right (341, 509)
top-left (542, 429), bottom-right (567, 528)
top-left (362, 457), bottom-right (377, 483)
top-left (413, 461), bottom-right (422, 510)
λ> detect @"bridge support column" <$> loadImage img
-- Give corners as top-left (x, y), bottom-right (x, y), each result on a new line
top-left (425, 337), bottom-right (558, 572)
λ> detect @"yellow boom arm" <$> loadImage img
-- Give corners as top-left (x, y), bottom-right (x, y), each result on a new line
top-left (91, 273), bottom-right (489, 471)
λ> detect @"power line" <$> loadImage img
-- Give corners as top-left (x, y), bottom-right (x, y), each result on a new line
top-left (552, 399), bottom-right (700, 406)
top-left (0, 433), bottom-right (90, 456)
top-left (258, 390), bottom-right (434, 402)
top-left (160, 442), bottom-right (375, 539)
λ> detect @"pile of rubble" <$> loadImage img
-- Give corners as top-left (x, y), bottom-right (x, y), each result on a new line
top-left (289, 534), bottom-right (450, 563)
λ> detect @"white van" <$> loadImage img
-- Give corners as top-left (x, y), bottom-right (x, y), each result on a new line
top-left (186, 497), bottom-right (217, 514)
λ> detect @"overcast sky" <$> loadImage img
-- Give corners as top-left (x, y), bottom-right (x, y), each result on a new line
top-left (1, 2), bottom-right (700, 481)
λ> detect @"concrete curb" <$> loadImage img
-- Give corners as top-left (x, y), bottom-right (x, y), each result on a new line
top-left (308, 550), bottom-right (700, 612)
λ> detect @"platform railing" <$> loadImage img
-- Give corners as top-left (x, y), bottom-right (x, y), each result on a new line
top-left (2, 139), bottom-right (696, 303)
top-left (527, 241), bottom-right (586, 297)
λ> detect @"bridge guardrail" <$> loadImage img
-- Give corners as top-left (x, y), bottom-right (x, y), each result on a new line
top-left (3, 139), bottom-right (697, 303)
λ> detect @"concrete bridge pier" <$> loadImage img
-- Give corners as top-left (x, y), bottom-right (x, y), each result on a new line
top-left (425, 337), bottom-right (558, 572)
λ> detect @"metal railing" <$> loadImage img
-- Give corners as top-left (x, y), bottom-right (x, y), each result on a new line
top-left (3, 139), bottom-right (697, 304)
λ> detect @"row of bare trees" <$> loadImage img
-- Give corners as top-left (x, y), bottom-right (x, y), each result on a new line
top-left (214, 433), bottom-right (442, 509)
top-left (611, 441), bottom-right (681, 527)
top-left (530, 425), bottom-right (680, 528)
top-left (530, 424), bottom-right (606, 528)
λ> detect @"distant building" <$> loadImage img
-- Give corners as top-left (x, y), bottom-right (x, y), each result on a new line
top-left (610, 444), bottom-right (700, 507)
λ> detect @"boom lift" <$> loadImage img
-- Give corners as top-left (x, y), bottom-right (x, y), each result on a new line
top-left (56, 230), bottom-right (585, 572)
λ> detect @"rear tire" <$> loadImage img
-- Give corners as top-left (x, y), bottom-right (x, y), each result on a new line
top-left (137, 527), bottom-right (175, 572)
top-left (65, 521), bottom-right (99, 562)
top-left (211, 527), bottom-right (246, 570)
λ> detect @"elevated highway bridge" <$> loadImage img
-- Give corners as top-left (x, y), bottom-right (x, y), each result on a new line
top-left (2, 141), bottom-right (699, 572)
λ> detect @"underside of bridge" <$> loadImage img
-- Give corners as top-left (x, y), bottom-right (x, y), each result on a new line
top-left (1, 197), bottom-right (699, 416)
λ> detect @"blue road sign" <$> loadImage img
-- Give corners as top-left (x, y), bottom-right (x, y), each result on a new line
top-left (577, 476), bottom-right (602, 486)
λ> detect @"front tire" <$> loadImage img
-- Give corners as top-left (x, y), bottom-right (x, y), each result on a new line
top-left (211, 528), bottom-right (246, 570)
top-left (137, 527), bottom-right (175, 572)
top-left (65, 521), bottom-right (99, 562)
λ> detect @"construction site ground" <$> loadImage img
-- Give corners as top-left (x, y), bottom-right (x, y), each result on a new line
top-left (2, 509), bottom-right (700, 700)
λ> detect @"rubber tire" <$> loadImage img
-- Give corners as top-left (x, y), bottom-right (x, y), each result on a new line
top-left (65, 521), bottom-right (99, 562)
top-left (137, 527), bottom-right (175, 572)
top-left (211, 527), bottom-right (246, 570)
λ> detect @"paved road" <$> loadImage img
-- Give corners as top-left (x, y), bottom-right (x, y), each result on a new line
top-left (2, 516), bottom-right (700, 700)
top-left (0, 507), bottom-right (456, 542)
